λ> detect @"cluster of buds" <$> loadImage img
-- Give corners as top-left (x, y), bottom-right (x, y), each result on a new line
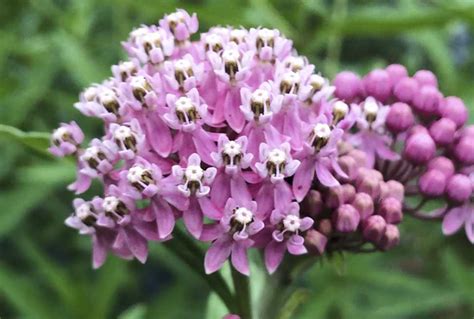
top-left (334, 65), bottom-right (474, 243)
top-left (302, 143), bottom-right (404, 255)
top-left (50, 9), bottom-right (473, 275)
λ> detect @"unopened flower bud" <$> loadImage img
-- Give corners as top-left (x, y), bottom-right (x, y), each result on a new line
top-left (429, 118), bottom-right (456, 146)
top-left (338, 155), bottom-right (358, 180)
top-left (362, 215), bottom-right (386, 243)
top-left (378, 197), bottom-right (403, 224)
top-left (334, 204), bottom-right (360, 233)
top-left (419, 169), bottom-right (446, 197)
top-left (363, 69), bottom-right (391, 102)
top-left (386, 102), bottom-right (414, 133)
top-left (393, 77), bottom-right (418, 103)
top-left (326, 186), bottom-right (346, 209)
top-left (378, 224), bottom-right (400, 251)
top-left (407, 124), bottom-right (429, 137)
top-left (413, 70), bottom-right (438, 88)
top-left (348, 149), bottom-right (368, 169)
top-left (305, 229), bottom-right (327, 255)
top-left (385, 180), bottom-right (405, 202)
top-left (337, 140), bottom-right (354, 155)
top-left (427, 156), bottom-right (455, 178)
top-left (412, 86), bottom-right (443, 115)
top-left (317, 219), bottom-right (333, 237)
top-left (454, 135), bottom-right (474, 165)
top-left (352, 192), bottom-right (374, 220)
top-left (357, 175), bottom-right (381, 199)
top-left (459, 125), bottom-right (474, 138)
top-left (342, 184), bottom-right (356, 203)
top-left (386, 64), bottom-right (408, 85)
top-left (439, 96), bottom-right (468, 127)
top-left (333, 71), bottom-right (362, 101)
top-left (446, 174), bottom-right (472, 203)
top-left (404, 133), bottom-right (436, 165)
top-left (301, 190), bottom-right (324, 218)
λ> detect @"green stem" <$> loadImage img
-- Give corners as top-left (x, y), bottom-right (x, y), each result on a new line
top-left (231, 267), bottom-right (252, 319)
top-left (163, 227), bottom-right (236, 314)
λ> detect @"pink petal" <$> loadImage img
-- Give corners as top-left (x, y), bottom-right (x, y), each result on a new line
top-left (123, 228), bottom-right (148, 263)
top-left (274, 182), bottom-right (293, 210)
top-left (442, 206), bottom-right (466, 235)
top-left (92, 235), bottom-right (107, 269)
top-left (204, 236), bottom-right (233, 274)
top-left (211, 172), bottom-right (231, 209)
top-left (315, 162), bottom-right (340, 187)
top-left (231, 175), bottom-right (252, 203)
top-left (287, 235), bottom-right (307, 255)
top-left (256, 182), bottom-right (274, 219)
top-left (183, 199), bottom-right (203, 239)
top-left (231, 243), bottom-right (250, 275)
top-left (292, 159), bottom-right (315, 202)
top-left (152, 199), bottom-right (175, 239)
top-left (146, 113), bottom-right (172, 157)
top-left (264, 240), bottom-right (286, 274)
top-left (224, 90), bottom-right (245, 133)
top-left (198, 196), bottom-right (223, 220)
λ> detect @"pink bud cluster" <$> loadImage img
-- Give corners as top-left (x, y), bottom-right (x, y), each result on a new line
top-left (50, 9), bottom-right (473, 276)
top-left (334, 65), bottom-right (474, 243)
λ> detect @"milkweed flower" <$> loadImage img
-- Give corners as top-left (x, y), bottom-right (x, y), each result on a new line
top-left (51, 9), bottom-right (474, 279)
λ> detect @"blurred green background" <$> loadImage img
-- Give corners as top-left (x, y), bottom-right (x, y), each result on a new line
top-left (1, 0), bottom-right (474, 318)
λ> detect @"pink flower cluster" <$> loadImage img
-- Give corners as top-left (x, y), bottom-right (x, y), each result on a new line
top-left (50, 9), bottom-right (473, 275)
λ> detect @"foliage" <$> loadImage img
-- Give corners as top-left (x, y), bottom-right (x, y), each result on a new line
top-left (0, 0), bottom-right (473, 318)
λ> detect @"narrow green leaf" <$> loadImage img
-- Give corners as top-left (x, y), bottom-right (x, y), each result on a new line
top-left (0, 263), bottom-right (60, 319)
top-left (118, 304), bottom-right (147, 319)
top-left (0, 124), bottom-right (51, 155)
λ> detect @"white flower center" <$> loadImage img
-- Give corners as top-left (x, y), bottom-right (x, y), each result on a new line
top-left (185, 165), bottom-right (204, 181)
top-left (114, 126), bottom-right (133, 140)
top-left (127, 165), bottom-right (147, 183)
top-left (76, 203), bottom-right (93, 220)
top-left (102, 196), bottom-right (119, 212)
top-left (283, 215), bottom-right (301, 232)
top-left (258, 28), bottom-right (275, 42)
top-left (222, 49), bottom-right (240, 63)
top-left (131, 27), bottom-right (149, 40)
top-left (364, 99), bottom-right (379, 117)
top-left (52, 126), bottom-right (70, 142)
top-left (233, 207), bottom-right (253, 224)
top-left (268, 148), bottom-right (286, 165)
top-left (313, 123), bottom-right (331, 139)
top-left (282, 71), bottom-right (300, 85)
top-left (167, 11), bottom-right (185, 24)
top-left (83, 86), bottom-right (98, 101)
top-left (99, 89), bottom-right (117, 105)
top-left (130, 76), bottom-right (149, 91)
top-left (175, 97), bottom-right (194, 112)
top-left (119, 61), bottom-right (136, 73)
top-left (205, 34), bottom-right (222, 47)
top-left (333, 101), bottom-right (349, 116)
top-left (310, 74), bottom-right (325, 89)
top-left (251, 89), bottom-right (270, 104)
top-left (141, 31), bottom-right (162, 47)
top-left (223, 141), bottom-right (242, 157)
top-left (230, 29), bottom-right (247, 42)
top-left (82, 146), bottom-right (100, 160)
top-left (175, 59), bottom-right (192, 72)
top-left (286, 56), bottom-right (305, 71)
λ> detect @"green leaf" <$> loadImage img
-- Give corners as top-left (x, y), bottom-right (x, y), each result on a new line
top-left (90, 258), bottom-right (129, 319)
top-left (0, 124), bottom-right (51, 155)
top-left (0, 262), bottom-right (60, 319)
top-left (205, 292), bottom-right (228, 319)
top-left (53, 31), bottom-right (107, 86)
top-left (118, 304), bottom-right (147, 319)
